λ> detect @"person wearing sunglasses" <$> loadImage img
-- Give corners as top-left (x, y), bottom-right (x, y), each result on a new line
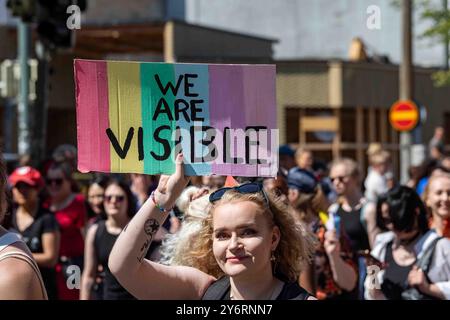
top-left (81, 179), bottom-right (151, 299)
top-left (287, 167), bottom-right (358, 299)
top-left (7, 166), bottom-right (60, 300)
top-left (0, 157), bottom-right (48, 299)
top-left (109, 153), bottom-right (316, 300)
top-left (44, 161), bottom-right (86, 300)
top-left (365, 186), bottom-right (450, 300)
top-left (329, 158), bottom-right (378, 299)
top-left (86, 175), bottom-right (110, 227)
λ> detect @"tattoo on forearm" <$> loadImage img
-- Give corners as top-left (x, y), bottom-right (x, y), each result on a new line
top-left (137, 234), bottom-right (153, 262)
top-left (137, 219), bottom-right (160, 262)
top-left (144, 219), bottom-right (160, 235)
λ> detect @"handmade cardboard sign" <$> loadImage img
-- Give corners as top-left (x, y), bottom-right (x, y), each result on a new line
top-left (74, 59), bottom-right (278, 176)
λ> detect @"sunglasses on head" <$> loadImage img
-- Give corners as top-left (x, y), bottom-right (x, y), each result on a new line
top-left (105, 195), bottom-right (125, 203)
top-left (46, 178), bottom-right (64, 186)
top-left (209, 182), bottom-right (269, 205)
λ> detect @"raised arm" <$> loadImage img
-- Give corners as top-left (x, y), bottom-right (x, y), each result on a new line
top-left (108, 153), bottom-right (215, 299)
top-left (324, 230), bottom-right (358, 292)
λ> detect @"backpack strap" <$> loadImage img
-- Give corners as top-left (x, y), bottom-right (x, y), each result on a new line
top-left (201, 276), bottom-right (231, 300)
top-left (0, 251), bottom-right (48, 300)
top-left (416, 236), bottom-right (443, 273)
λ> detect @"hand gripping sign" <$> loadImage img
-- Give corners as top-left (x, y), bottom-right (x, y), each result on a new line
top-left (74, 60), bottom-right (278, 177)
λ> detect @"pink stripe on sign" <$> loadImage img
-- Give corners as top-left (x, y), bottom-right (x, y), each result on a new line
top-left (74, 59), bottom-right (110, 172)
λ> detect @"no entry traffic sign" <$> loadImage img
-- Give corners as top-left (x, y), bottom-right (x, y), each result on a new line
top-left (389, 100), bottom-right (419, 131)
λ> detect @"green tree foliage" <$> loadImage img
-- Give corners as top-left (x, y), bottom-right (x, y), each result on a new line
top-left (392, 0), bottom-right (450, 86)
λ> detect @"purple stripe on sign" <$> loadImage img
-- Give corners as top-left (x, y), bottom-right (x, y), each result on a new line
top-left (242, 65), bottom-right (277, 176)
top-left (208, 65), bottom-right (235, 176)
top-left (74, 60), bottom-right (110, 173)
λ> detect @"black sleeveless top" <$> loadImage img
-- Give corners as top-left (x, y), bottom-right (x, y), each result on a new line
top-left (94, 220), bottom-right (136, 300)
top-left (336, 205), bottom-right (370, 252)
top-left (381, 242), bottom-right (414, 300)
top-left (202, 276), bottom-right (311, 300)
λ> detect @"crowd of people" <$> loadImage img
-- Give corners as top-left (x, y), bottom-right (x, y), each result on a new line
top-left (0, 136), bottom-right (449, 300)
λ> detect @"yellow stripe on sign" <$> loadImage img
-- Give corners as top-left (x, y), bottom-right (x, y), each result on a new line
top-left (390, 111), bottom-right (418, 122)
top-left (107, 61), bottom-right (143, 173)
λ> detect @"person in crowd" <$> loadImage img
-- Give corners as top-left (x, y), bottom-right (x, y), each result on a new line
top-left (81, 179), bottom-right (144, 299)
top-left (428, 126), bottom-right (445, 161)
top-left (8, 166), bottom-right (60, 300)
top-left (406, 165), bottom-right (422, 189)
top-left (86, 175), bottom-right (110, 227)
top-left (440, 154), bottom-right (450, 172)
top-left (130, 174), bottom-right (155, 210)
top-left (330, 158), bottom-right (377, 249)
top-left (278, 145), bottom-right (296, 171)
top-left (201, 174), bottom-right (226, 192)
top-left (416, 159), bottom-right (439, 196)
top-left (109, 153), bottom-right (316, 300)
top-left (263, 169), bottom-right (289, 204)
top-left (423, 172), bottom-right (450, 239)
top-left (295, 148), bottom-right (314, 171)
top-left (313, 159), bottom-right (337, 203)
top-left (364, 150), bottom-right (391, 202)
top-left (287, 167), bottom-right (358, 299)
top-left (0, 155), bottom-right (48, 299)
top-left (44, 161), bottom-right (86, 300)
top-left (366, 186), bottom-right (450, 300)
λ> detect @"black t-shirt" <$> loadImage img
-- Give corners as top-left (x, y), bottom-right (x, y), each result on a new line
top-left (94, 220), bottom-right (137, 300)
top-left (10, 206), bottom-right (59, 300)
top-left (202, 276), bottom-right (311, 300)
top-left (336, 204), bottom-right (371, 252)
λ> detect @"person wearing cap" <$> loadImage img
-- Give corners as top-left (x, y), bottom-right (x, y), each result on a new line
top-left (7, 166), bottom-right (60, 299)
top-left (287, 167), bottom-right (358, 300)
top-left (0, 157), bottom-right (49, 299)
top-left (44, 161), bottom-right (86, 300)
top-left (278, 145), bottom-right (296, 171)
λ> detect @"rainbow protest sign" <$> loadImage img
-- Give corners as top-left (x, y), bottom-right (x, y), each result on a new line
top-left (74, 59), bottom-right (278, 176)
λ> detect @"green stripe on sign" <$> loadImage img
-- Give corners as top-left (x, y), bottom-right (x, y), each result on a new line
top-left (140, 63), bottom-right (176, 174)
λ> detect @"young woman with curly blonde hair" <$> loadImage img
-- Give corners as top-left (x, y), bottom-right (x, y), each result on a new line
top-left (109, 153), bottom-right (316, 300)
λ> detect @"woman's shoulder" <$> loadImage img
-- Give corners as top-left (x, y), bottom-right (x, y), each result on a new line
top-left (0, 244), bottom-right (44, 299)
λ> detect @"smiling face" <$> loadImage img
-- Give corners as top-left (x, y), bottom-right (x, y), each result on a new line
top-left (104, 184), bottom-right (128, 219)
top-left (212, 200), bottom-right (280, 279)
top-left (426, 175), bottom-right (450, 221)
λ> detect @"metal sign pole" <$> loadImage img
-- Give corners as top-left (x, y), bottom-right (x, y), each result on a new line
top-left (399, 0), bottom-right (413, 184)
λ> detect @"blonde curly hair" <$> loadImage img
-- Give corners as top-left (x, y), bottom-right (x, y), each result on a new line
top-left (188, 188), bottom-right (316, 282)
top-left (159, 194), bottom-right (211, 266)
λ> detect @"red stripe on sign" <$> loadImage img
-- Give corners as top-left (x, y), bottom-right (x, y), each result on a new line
top-left (74, 59), bottom-right (111, 173)
top-left (396, 104), bottom-right (413, 111)
top-left (397, 120), bottom-right (413, 126)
